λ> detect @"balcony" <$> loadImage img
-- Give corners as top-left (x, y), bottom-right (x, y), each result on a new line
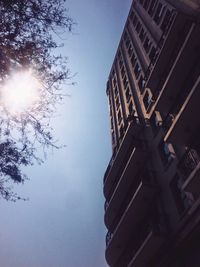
top-left (103, 117), bottom-right (141, 199)
top-left (105, 180), bottom-right (158, 266)
top-left (164, 79), bottom-right (200, 145)
top-left (104, 147), bottom-right (147, 228)
top-left (127, 230), bottom-right (164, 267)
top-left (179, 148), bottom-right (200, 198)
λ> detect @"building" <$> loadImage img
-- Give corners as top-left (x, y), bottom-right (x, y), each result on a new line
top-left (103, 1), bottom-right (200, 266)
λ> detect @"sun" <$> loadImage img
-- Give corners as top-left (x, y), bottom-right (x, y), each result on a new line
top-left (1, 70), bottom-right (40, 114)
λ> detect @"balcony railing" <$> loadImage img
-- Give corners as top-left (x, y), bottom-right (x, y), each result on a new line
top-left (104, 117), bottom-right (144, 202)
top-left (178, 148), bottom-right (200, 180)
top-left (103, 116), bottom-right (141, 185)
top-left (111, 214), bottom-right (164, 267)
top-left (105, 183), bottom-right (157, 255)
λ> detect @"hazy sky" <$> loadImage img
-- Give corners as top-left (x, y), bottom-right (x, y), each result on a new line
top-left (0, 1), bottom-right (131, 267)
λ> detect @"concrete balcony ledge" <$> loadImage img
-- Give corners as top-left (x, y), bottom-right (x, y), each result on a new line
top-left (105, 181), bottom-right (158, 266)
top-left (104, 146), bottom-right (147, 228)
top-left (127, 231), bottom-right (164, 267)
top-left (103, 118), bottom-right (141, 198)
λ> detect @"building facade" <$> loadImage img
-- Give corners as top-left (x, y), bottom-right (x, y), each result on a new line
top-left (103, 1), bottom-right (200, 266)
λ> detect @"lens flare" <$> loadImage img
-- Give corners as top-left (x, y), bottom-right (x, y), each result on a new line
top-left (1, 70), bottom-right (40, 114)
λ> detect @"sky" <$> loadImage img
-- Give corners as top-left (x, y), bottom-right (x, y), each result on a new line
top-left (0, 1), bottom-right (132, 267)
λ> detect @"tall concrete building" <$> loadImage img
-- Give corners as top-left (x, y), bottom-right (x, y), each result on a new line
top-left (103, 1), bottom-right (200, 266)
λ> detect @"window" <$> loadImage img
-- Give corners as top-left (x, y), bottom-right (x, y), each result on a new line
top-left (134, 63), bottom-right (141, 79)
top-left (111, 118), bottom-right (114, 130)
top-left (136, 21), bottom-right (141, 34)
top-left (132, 15), bottom-right (138, 27)
top-left (128, 101), bottom-right (134, 115)
top-left (119, 125), bottom-right (124, 139)
top-left (123, 32), bottom-right (128, 42)
top-left (139, 28), bottom-right (146, 42)
top-left (160, 9), bottom-right (172, 33)
top-left (130, 11), bottom-right (134, 20)
top-left (143, 88), bottom-right (154, 111)
top-left (113, 76), bottom-right (117, 86)
top-left (128, 44), bottom-right (133, 57)
top-left (125, 38), bottom-right (130, 49)
top-left (131, 53), bottom-right (136, 67)
top-left (117, 110), bottom-right (122, 124)
top-left (149, 46), bottom-right (157, 62)
top-left (143, 0), bottom-right (150, 10)
top-left (116, 97), bottom-right (120, 109)
top-left (138, 75), bottom-right (145, 93)
top-left (118, 50), bottom-right (122, 58)
top-left (125, 86), bottom-right (131, 102)
top-left (111, 131), bottom-right (115, 145)
top-left (119, 59), bottom-right (123, 69)
top-left (143, 36), bottom-right (152, 54)
top-left (114, 86), bottom-right (118, 97)
top-left (121, 66), bottom-right (125, 78)
top-left (154, 3), bottom-right (165, 25)
top-left (148, 0), bottom-right (158, 16)
top-left (123, 75), bottom-right (128, 89)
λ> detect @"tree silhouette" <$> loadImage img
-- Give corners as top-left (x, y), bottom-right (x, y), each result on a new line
top-left (0, 0), bottom-right (74, 201)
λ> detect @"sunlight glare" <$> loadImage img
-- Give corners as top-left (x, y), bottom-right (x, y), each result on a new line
top-left (1, 70), bottom-right (40, 114)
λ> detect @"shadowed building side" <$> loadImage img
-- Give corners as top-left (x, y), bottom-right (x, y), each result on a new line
top-left (103, 0), bottom-right (200, 266)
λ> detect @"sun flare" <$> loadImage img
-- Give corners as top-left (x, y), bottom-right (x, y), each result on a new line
top-left (1, 70), bottom-right (40, 114)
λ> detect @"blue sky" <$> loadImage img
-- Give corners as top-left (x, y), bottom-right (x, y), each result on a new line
top-left (0, 1), bottom-right (132, 266)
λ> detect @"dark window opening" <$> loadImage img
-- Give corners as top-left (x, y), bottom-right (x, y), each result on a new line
top-left (117, 110), bottom-right (122, 124)
top-left (154, 3), bottom-right (165, 25)
top-left (149, 46), bottom-right (157, 62)
top-left (123, 32), bottom-right (128, 41)
top-left (116, 97), bottom-right (120, 109)
top-left (128, 101), bottom-right (134, 115)
top-left (143, 36), bottom-right (152, 54)
top-left (112, 132), bottom-right (115, 145)
top-left (125, 38), bottom-right (130, 48)
top-left (138, 75), bottom-right (145, 93)
top-left (123, 76), bottom-right (128, 89)
top-left (128, 44), bottom-right (133, 57)
top-left (119, 125), bottom-right (124, 139)
top-left (161, 9), bottom-right (172, 33)
top-left (119, 59), bottom-right (123, 69)
top-left (130, 11), bottom-right (134, 20)
top-left (139, 28), bottom-right (146, 42)
top-left (143, 89), bottom-right (154, 111)
top-left (136, 21), bottom-right (141, 33)
top-left (114, 86), bottom-right (118, 97)
top-left (148, 0), bottom-right (158, 16)
top-left (143, 0), bottom-right (150, 10)
top-left (132, 15), bottom-right (138, 27)
top-left (125, 86), bottom-right (131, 102)
top-left (111, 118), bottom-right (114, 130)
top-left (134, 63), bottom-right (141, 79)
top-left (131, 53), bottom-right (136, 67)
top-left (121, 66), bottom-right (125, 78)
